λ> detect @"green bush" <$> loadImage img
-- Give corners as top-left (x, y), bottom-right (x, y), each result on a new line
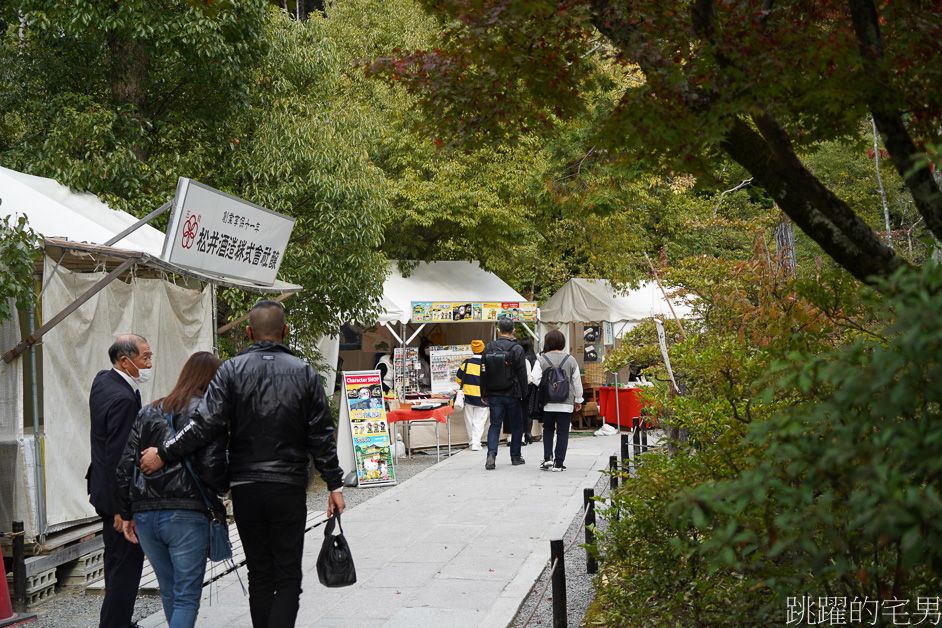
top-left (595, 261), bottom-right (942, 626)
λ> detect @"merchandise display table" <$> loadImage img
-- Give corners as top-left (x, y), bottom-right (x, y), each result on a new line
top-left (598, 386), bottom-right (649, 428)
top-left (386, 404), bottom-right (453, 461)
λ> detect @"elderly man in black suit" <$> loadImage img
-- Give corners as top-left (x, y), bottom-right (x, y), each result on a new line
top-left (88, 333), bottom-right (153, 628)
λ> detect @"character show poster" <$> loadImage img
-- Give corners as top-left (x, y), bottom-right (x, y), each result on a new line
top-left (342, 371), bottom-right (396, 487)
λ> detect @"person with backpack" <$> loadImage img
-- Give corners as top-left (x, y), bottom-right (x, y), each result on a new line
top-left (530, 329), bottom-right (583, 472)
top-left (480, 317), bottom-right (529, 470)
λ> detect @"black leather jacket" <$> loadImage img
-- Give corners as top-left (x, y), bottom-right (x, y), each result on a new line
top-left (158, 341), bottom-right (343, 491)
top-left (115, 396), bottom-right (227, 521)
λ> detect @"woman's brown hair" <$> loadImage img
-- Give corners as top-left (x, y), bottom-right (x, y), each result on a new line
top-left (153, 351), bottom-right (223, 415)
top-left (543, 330), bottom-right (566, 352)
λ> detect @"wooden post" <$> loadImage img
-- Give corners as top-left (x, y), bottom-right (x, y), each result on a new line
top-left (11, 521), bottom-right (26, 612)
top-left (550, 539), bottom-right (567, 628)
top-left (609, 455), bottom-right (619, 521)
top-left (584, 489), bottom-right (597, 575)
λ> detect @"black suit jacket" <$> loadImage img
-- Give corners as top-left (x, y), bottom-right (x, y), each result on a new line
top-left (88, 369), bottom-right (141, 515)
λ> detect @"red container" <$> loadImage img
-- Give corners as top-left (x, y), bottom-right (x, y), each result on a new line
top-left (598, 386), bottom-right (646, 428)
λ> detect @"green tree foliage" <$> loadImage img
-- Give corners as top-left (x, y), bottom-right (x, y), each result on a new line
top-left (366, 0), bottom-right (942, 286)
top-left (598, 242), bottom-right (878, 625)
top-left (215, 10), bottom-right (387, 341)
top-left (0, 5), bottom-right (386, 345)
top-left (0, 216), bottom-right (42, 325)
top-left (0, 0), bottom-right (268, 216)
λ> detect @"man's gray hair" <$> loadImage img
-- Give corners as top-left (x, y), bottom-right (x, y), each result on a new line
top-left (497, 317), bottom-right (515, 334)
top-left (108, 334), bottom-right (147, 365)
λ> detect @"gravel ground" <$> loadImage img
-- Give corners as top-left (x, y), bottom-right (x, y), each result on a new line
top-left (28, 450), bottom-right (444, 628)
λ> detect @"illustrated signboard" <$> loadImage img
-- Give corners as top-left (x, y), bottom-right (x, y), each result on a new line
top-left (411, 301), bottom-right (538, 323)
top-left (339, 371), bottom-right (396, 488)
top-left (161, 177), bottom-right (295, 286)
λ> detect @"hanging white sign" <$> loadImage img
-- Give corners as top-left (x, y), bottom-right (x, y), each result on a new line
top-left (654, 318), bottom-right (681, 394)
top-left (161, 178), bottom-right (295, 286)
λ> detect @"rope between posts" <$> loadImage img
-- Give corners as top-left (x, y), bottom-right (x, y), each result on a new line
top-left (0, 530), bottom-right (25, 538)
top-left (521, 557), bottom-right (559, 628)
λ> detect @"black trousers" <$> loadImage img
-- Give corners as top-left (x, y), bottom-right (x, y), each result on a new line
top-left (99, 513), bottom-right (145, 628)
top-left (232, 482), bottom-right (307, 628)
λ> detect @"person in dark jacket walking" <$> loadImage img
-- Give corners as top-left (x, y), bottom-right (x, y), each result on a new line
top-left (115, 351), bottom-right (225, 628)
top-left (481, 317), bottom-right (529, 470)
top-left (140, 300), bottom-right (344, 628)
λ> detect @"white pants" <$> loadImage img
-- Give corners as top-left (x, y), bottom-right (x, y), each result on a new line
top-left (463, 405), bottom-right (489, 447)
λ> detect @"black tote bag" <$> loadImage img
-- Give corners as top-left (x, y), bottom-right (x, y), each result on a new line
top-left (316, 512), bottom-right (357, 588)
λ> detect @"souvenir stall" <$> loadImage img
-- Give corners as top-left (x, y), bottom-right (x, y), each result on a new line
top-left (336, 261), bottom-right (537, 449)
top-left (538, 278), bottom-right (694, 429)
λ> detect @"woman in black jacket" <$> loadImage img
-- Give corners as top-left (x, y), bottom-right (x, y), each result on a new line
top-left (114, 351), bottom-right (225, 628)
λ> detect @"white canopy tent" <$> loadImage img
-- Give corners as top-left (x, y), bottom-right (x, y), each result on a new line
top-left (380, 260), bottom-right (526, 324)
top-left (0, 166), bottom-right (297, 544)
top-left (540, 278), bottom-right (694, 340)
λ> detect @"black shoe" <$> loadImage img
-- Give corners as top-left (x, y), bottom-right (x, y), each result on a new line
top-left (485, 454), bottom-right (496, 470)
top-left (524, 433), bottom-right (534, 445)
top-left (511, 457), bottom-right (526, 466)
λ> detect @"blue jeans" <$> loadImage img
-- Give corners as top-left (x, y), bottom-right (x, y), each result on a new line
top-left (487, 395), bottom-right (523, 458)
top-left (134, 510), bottom-right (209, 628)
top-left (542, 410), bottom-right (572, 465)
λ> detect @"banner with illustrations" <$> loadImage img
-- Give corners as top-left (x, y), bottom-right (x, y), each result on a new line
top-left (341, 371), bottom-right (396, 487)
top-left (411, 301), bottom-right (538, 323)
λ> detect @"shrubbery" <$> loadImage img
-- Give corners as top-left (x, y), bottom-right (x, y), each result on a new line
top-left (595, 254), bottom-right (942, 625)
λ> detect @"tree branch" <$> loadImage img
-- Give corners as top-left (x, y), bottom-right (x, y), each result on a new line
top-left (848, 0), bottom-right (942, 242)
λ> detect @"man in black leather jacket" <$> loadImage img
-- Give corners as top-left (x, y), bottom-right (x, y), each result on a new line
top-left (140, 300), bottom-right (344, 628)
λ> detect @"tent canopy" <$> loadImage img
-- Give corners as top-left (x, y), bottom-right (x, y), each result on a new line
top-left (1, 165), bottom-right (165, 256)
top-left (379, 261), bottom-right (525, 324)
top-left (1, 165), bottom-right (300, 293)
top-left (540, 278), bottom-right (694, 326)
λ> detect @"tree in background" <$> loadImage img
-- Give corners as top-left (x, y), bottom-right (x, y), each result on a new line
top-left (367, 0), bottom-right (942, 286)
top-left (0, 3), bottom-right (385, 348)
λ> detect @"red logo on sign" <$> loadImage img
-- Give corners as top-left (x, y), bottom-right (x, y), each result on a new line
top-left (181, 213), bottom-right (200, 249)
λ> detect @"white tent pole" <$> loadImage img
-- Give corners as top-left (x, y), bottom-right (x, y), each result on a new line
top-left (643, 253), bottom-right (688, 341)
top-left (383, 321), bottom-right (402, 344)
top-left (518, 321), bottom-right (538, 341)
top-left (406, 323), bottom-right (427, 345)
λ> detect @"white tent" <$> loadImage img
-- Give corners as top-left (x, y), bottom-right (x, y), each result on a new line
top-left (540, 278), bottom-right (694, 336)
top-left (1, 166), bottom-right (164, 256)
top-left (0, 167), bottom-right (295, 544)
top-left (379, 260), bottom-right (526, 324)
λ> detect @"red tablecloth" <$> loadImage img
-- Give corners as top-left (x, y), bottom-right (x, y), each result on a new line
top-left (386, 405), bottom-right (453, 424)
top-left (598, 387), bottom-right (646, 428)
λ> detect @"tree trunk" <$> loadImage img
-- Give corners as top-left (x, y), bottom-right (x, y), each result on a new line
top-left (774, 219), bottom-right (797, 277)
top-left (108, 31), bottom-right (149, 162)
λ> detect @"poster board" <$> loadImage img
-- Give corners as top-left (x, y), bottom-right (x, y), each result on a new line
top-left (393, 347), bottom-right (420, 395)
top-left (430, 345), bottom-right (473, 394)
top-left (338, 371), bottom-right (396, 488)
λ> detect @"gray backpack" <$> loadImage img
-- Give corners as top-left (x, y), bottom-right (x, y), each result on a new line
top-left (538, 354), bottom-right (571, 405)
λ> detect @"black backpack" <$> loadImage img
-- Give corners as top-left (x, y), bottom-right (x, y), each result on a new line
top-left (538, 354), bottom-right (571, 405)
top-left (482, 341), bottom-right (518, 394)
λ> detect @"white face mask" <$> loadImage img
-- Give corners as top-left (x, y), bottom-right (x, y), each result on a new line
top-left (133, 367), bottom-right (153, 384)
